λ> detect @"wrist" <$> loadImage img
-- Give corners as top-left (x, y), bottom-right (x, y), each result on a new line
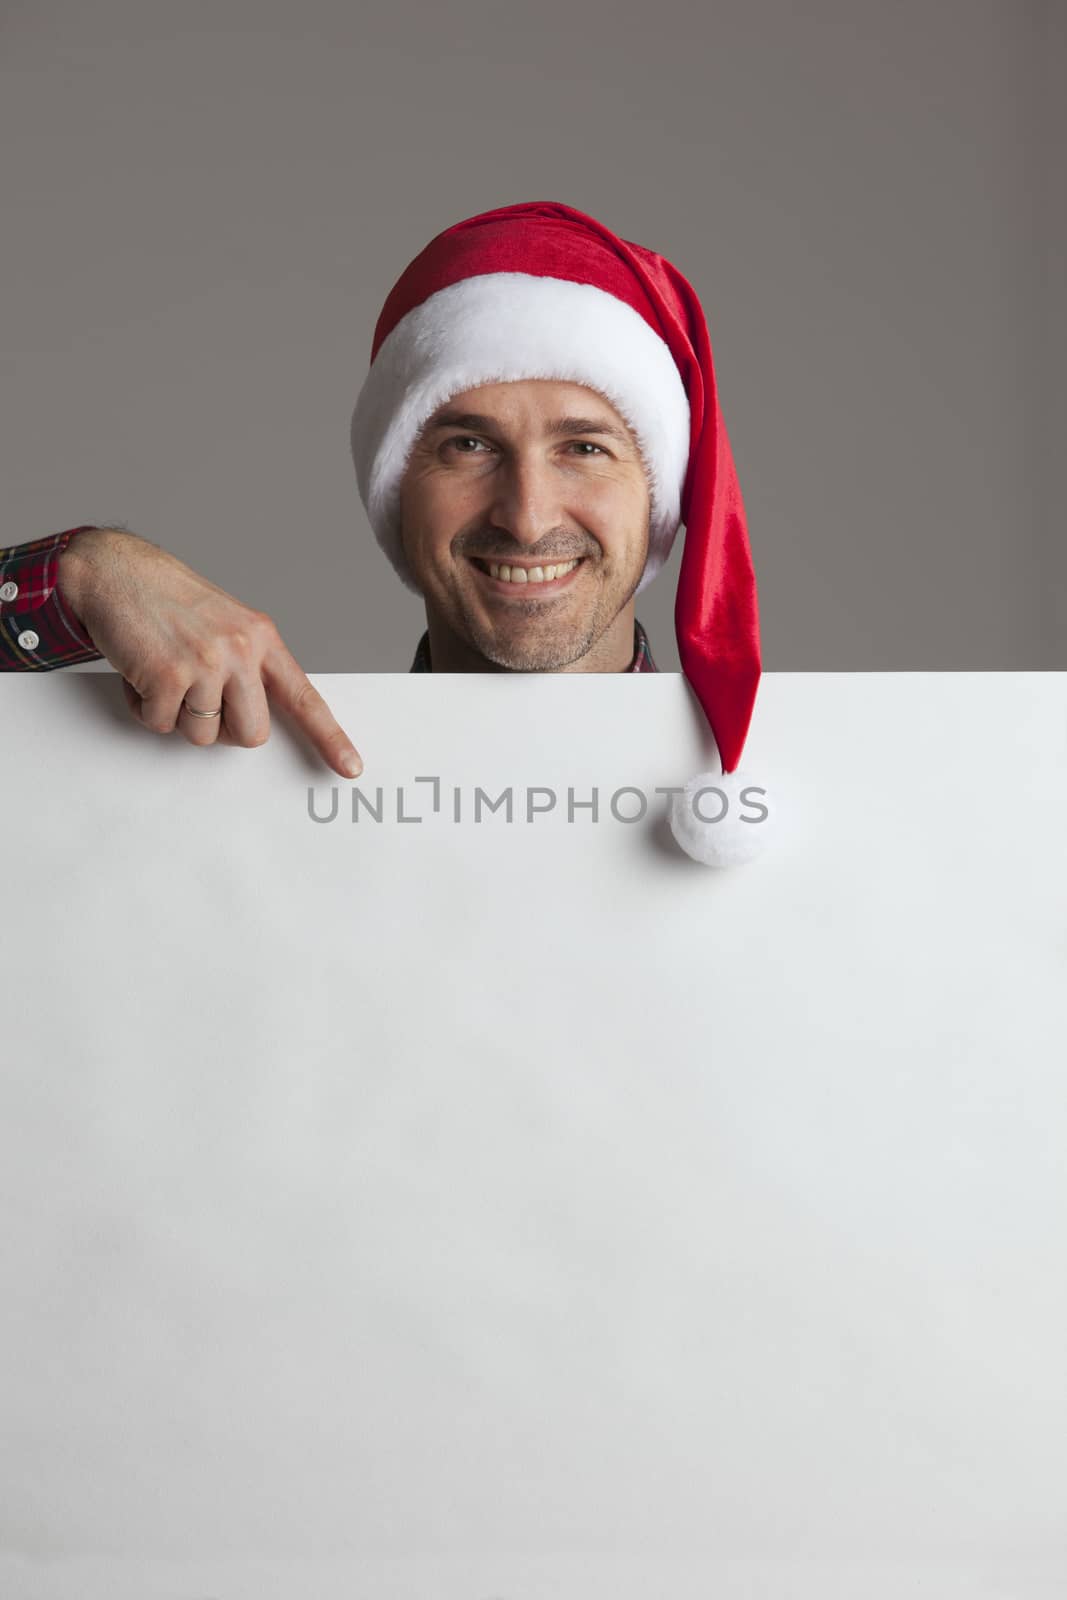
top-left (56, 526), bottom-right (121, 618)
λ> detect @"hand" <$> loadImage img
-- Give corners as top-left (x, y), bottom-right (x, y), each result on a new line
top-left (57, 528), bottom-right (363, 777)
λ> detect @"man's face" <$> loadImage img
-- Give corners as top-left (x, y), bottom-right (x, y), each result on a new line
top-left (398, 379), bottom-right (651, 671)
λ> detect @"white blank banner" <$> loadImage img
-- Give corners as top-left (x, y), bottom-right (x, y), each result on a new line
top-left (1, 670), bottom-right (1064, 1600)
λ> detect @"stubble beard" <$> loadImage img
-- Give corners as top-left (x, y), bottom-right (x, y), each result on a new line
top-left (453, 589), bottom-right (602, 671)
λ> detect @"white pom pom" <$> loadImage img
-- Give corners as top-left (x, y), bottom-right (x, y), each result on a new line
top-left (668, 769), bottom-right (772, 867)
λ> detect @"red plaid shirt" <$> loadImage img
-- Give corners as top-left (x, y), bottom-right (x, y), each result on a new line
top-left (0, 528), bottom-right (103, 669)
top-left (1, 528), bottom-right (661, 674)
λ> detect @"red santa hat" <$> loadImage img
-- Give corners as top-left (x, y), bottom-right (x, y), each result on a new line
top-left (351, 200), bottom-right (769, 866)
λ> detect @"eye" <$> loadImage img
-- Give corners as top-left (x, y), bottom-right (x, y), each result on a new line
top-left (569, 441), bottom-right (607, 455)
top-left (446, 436), bottom-right (491, 454)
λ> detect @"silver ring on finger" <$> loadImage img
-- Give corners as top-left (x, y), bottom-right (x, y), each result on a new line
top-left (182, 698), bottom-right (223, 719)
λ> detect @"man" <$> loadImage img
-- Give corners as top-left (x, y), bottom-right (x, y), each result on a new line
top-left (0, 201), bottom-right (761, 827)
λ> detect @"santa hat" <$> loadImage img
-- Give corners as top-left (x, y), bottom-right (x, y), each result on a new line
top-left (351, 200), bottom-right (769, 866)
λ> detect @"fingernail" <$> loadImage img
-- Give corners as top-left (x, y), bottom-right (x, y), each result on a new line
top-left (340, 750), bottom-right (363, 778)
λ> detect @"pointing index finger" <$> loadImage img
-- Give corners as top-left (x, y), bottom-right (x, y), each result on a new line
top-left (263, 644), bottom-right (363, 778)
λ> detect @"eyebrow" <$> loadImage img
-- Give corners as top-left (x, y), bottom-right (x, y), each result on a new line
top-left (424, 409), bottom-right (635, 446)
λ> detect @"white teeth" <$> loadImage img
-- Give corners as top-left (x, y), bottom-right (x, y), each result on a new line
top-left (486, 558), bottom-right (579, 584)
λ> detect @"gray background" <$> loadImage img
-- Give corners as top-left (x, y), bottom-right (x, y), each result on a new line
top-left (2, 0), bottom-right (1063, 674)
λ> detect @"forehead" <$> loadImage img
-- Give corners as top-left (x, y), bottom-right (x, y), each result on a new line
top-left (423, 378), bottom-right (636, 441)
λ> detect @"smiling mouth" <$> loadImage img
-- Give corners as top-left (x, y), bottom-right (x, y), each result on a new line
top-left (469, 556), bottom-right (586, 595)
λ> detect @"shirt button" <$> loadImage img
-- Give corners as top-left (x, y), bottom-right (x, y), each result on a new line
top-left (17, 629), bottom-right (40, 650)
top-left (0, 580), bottom-right (19, 602)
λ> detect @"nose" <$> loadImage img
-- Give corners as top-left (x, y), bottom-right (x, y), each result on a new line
top-left (486, 452), bottom-right (572, 552)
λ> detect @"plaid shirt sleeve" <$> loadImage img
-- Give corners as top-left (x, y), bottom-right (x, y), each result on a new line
top-left (0, 527), bottom-right (104, 670)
